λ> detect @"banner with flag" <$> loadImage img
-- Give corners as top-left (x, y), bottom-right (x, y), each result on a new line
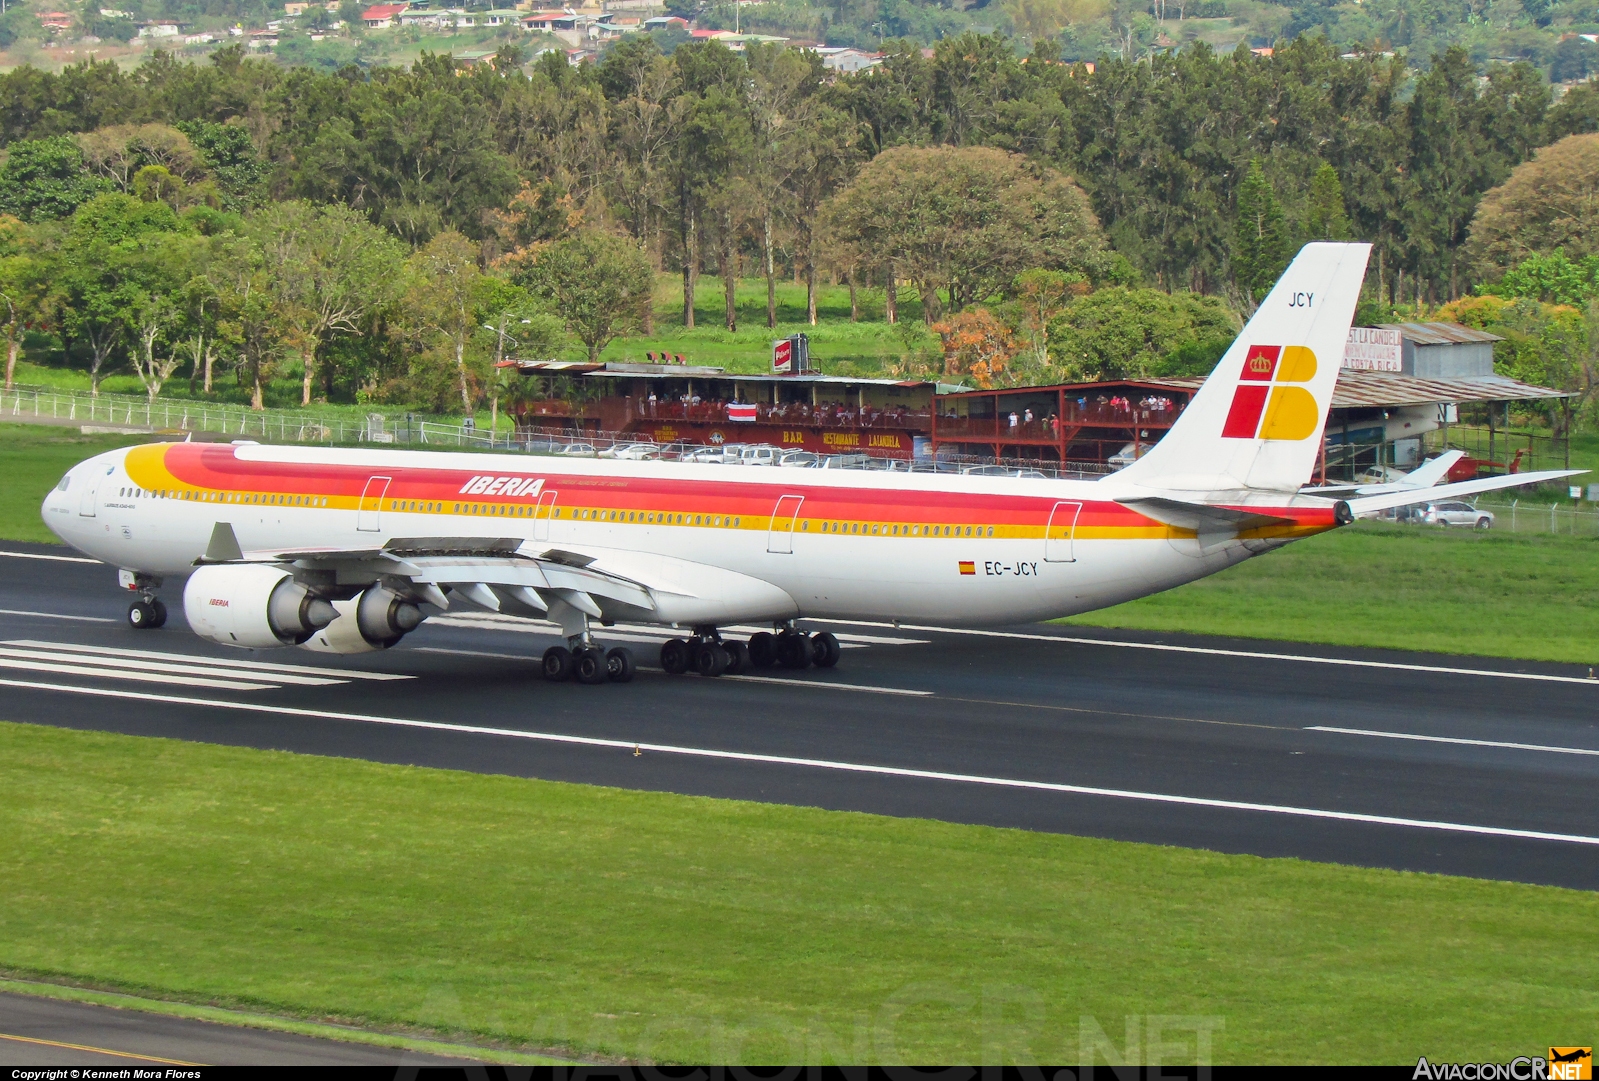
top-left (727, 403), bottom-right (759, 422)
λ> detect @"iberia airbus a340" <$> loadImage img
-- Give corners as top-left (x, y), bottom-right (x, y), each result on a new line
top-left (40, 243), bottom-right (1580, 683)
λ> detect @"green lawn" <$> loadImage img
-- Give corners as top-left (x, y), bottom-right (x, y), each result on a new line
top-left (0, 720), bottom-right (1593, 1064)
top-left (0, 423), bottom-right (152, 543)
top-left (1066, 521), bottom-right (1599, 665)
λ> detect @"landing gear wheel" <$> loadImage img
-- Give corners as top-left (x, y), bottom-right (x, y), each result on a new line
top-left (661, 638), bottom-right (691, 675)
top-left (747, 631), bottom-right (777, 668)
top-left (575, 647), bottom-right (609, 685)
top-left (722, 641), bottom-right (750, 675)
top-left (128, 600), bottom-right (158, 630)
top-left (776, 631), bottom-right (811, 670)
top-left (606, 646), bottom-right (636, 683)
top-left (693, 642), bottom-right (729, 677)
top-left (809, 631), bottom-right (841, 668)
top-left (541, 645), bottom-right (573, 682)
top-left (148, 599), bottom-right (167, 628)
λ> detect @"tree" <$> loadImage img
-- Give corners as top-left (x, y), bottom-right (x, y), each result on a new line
top-left (211, 234), bottom-right (283, 411)
top-left (54, 193), bottom-right (187, 396)
top-left (248, 201), bottom-right (405, 405)
top-left (1231, 160), bottom-right (1291, 307)
top-left (1436, 292), bottom-right (1593, 427)
top-left (1469, 134), bottom-right (1599, 278)
top-left (822, 145), bottom-right (1105, 324)
top-left (932, 309), bottom-right (1017, 388)
top-left (1045, 286), bottom-right (1238, 380)
top-left (1488, 249), bottom-right (1599, 308)
top-left (0, 136), bottom-right (112, 222)
top-left (1305, 163), bottom-right (1352, 241)
top-left (401, 230), bottom-right (483, 414)
top-left (519, 231), bottom-right (654, 363)
top-left (0, 216), bottom-right (43, 391)
top-left (117, 231), bottom-right (199, 402)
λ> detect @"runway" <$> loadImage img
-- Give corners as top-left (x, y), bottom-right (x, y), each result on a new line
top-left (3, 542), bottom-right (1597, 891)
top-left (0, 990), bottom-right (480, 1066)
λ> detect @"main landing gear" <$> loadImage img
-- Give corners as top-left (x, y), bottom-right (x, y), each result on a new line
top-left (542, 642), bottom-right (636, 684)
top-left (661, 625), bottom-right (840, 678)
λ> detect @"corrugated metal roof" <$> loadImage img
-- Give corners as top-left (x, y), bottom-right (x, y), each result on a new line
top-left (1378, 321), bottom-right (1504, 346)
top-left (1148, 371), bottom-right (1568, 407)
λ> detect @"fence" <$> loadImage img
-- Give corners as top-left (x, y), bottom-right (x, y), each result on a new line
top-left (1476, 501), bottom-right (1599, 536)
top-left (2, 385), bottom-right (1114, 479)
top-left (4, 386), bottom-right (421, 444)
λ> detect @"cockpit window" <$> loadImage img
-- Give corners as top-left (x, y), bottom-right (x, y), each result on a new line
top-left (56, 475), bottom-right (70, 492)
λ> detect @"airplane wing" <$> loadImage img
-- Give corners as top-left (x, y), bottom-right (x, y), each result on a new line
top-left (1301, 450), bottom-right (1465, 497)
top-left (197, 523), bottom-right (795, 629)
top-left (1346, 469), bottom-right (1586, 515)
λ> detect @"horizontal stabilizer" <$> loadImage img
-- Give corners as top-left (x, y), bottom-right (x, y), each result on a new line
top-left (1119, 496), bottom-right (1295, 550)
top-left (1303, 450), bottom-right (1466, 497)
top-left (1348, 469), bottom-right (1586, 515)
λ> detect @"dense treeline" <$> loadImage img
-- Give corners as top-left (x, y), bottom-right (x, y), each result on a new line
top-left (1, 38), bottom-right (1598, 410)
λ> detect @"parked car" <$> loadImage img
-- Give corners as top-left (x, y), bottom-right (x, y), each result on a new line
top-left (738, 445), bottom-right (782, 466)
top-left (819, 453), bottom-right (875, 469)
top-left (1416, 501), bottom-right (1495, 530)
top-left (603, 443), bottom-right (661, 460)
top-left (557, 443), bottom-right (597, 457)
top-left (778, 450), bottom-right (821, 468)
top-left (1107, 442), bottom-right (1151, 469)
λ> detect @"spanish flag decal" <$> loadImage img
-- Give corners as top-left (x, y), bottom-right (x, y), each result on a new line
top-left (958, 561), bottom-right (976, 575)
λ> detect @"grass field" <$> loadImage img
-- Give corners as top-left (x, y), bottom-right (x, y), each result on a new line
top-left (0, 423), bottom-right (151, 543)
top-left (1, 720), bottom-right (1593, 1064)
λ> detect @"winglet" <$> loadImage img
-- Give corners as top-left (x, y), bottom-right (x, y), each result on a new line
top-left (204, 522), bottom-right (244, 563)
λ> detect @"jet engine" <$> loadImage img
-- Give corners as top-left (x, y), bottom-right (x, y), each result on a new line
top-left (184, 564), bottom-right (338, 648)
top-left (300, 584), bottom-right (424, 654)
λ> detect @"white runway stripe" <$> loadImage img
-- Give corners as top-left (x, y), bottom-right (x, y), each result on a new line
top-left (7, 640), bottom-right (413, 681)
top-left (1310, 726), bottom-right (1599, 757)
top-left (818, 620), bottom-right (1599, 687)
top-left (0, 658), bottom-right (274, 691)
top-left (2, 676), bottom-right (1594, 848)
top-left (0, 647), bottom-right (346, 687)
top-left (0, 550), bottom-right (99, 564)
top-left (0, 609), bottom-right (117, 623)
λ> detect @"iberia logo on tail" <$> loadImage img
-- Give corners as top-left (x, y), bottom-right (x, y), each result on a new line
top-left (1221, 344), bottom-right (1320, 441)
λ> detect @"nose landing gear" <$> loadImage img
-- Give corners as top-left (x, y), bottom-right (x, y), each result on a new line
top-left (128, 596), bottom-right (167, 630)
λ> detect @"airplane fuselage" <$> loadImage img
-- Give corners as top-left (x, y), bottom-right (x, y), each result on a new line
top-left (43, 440), bottom-right (1339, 628)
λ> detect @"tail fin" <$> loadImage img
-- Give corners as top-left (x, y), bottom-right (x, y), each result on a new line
top-left (1116, 242), bottom-right (1372, 493)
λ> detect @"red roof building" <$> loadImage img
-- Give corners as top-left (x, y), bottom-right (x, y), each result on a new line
top-left (362, 3), bottom-right (407, 28)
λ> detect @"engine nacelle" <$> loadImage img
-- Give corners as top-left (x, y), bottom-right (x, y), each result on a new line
top-left (300, 584), bottom-right (424, 654)
top-left (184, 564), bottom-right (338, 648)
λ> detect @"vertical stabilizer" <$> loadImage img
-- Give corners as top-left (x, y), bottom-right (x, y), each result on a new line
top-left (1115, 242), bottom-right (1371, 493)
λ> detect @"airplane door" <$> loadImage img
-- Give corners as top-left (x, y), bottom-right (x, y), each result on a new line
top-left (532, 490), bottom-right (558, 541)
top-left (77, 467), bottom-right (102, 518)
top-left (767, 494), bottom-right (804, 554)
top-left (1045, 501), bottom-right (1081, 563)
top-left (357, 475), bottom-right (391, 532)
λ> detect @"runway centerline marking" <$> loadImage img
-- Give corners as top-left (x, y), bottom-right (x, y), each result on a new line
top-left (0, 550), bottom-right (99, 564)
top-left (816, 620), bottom-right (1599, 687)
top-left (1310, 726), bottom-right (1599, 757)
top-left (4, 675), bottom-right (1595, 848)
top-left (0, 1030), bottom-right (205, 1066)
top-left (0, 609), bottom-right (116, 623)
